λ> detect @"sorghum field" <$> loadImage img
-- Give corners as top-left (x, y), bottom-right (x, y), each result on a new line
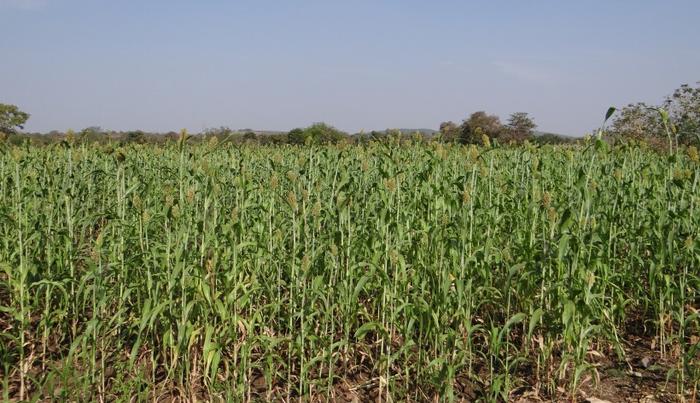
top-left (1, 137), bottom-right (699, 402)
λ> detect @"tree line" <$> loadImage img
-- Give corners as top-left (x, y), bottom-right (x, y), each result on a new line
top-left (2, 82), bottom-right (698, 148)
top-left (437, 111), bottom-right (538, 145)
top-left (0, 110), bottom-right (563, 147)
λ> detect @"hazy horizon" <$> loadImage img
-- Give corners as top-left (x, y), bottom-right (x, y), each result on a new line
top-left (2, 0), bottom-right (699, 136)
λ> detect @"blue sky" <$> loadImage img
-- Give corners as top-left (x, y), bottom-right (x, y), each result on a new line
top-left (1, 0), bottom-right (699, 135)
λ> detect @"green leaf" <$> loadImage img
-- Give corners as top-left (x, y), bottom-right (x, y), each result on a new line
top-left (352, 272), bottom-right (373, 303)
top-left (604, 106), bottom-right (616, 122)
top-left (558, 234), bottom-right (571, 262)
top-left (559, 209), bottom-right (574, 233)
top-left (562, 300), bottom-right (576, 326)
top-left (354, 322), bottom-right (384, 340)
top-left (499, 313), bottom-right (527, 340)
top-left (528, 308), bottom-right (544, 338)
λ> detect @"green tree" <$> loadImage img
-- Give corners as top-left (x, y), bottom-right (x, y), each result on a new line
top-left (611, 83), bottom-right (700, 146)
top-left (287, 128), bottom-right (306, 145)
top-left (203, 126), bottom-right (234, 138)
top-left (243, 131), bottom-right (257, 141)
top-left (289, 123), bottom-right (346, 145)
top-left (664, 82), bottom-right (700, 145)
top-left (609, 102), bottom-right (663, 141)
top-left (303, 122), bottom-right (346, 144)
top-left (505, 112), bottom-right (537, 143)
top-left (438, 121), bottom-right (460, 142)
top-left (459, 111), bottom-right (503, 144)
top-left (79, 126), bottom-right (105, 142)
top-left (0, 103), bottom-right (30, 134)
top-left (125, 130), bottom-right (145, 143)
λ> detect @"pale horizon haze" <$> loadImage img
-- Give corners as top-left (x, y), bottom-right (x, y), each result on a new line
top-left (1, 0), bottom-right (699, 135)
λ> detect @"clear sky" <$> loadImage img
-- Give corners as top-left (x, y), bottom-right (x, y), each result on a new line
top-left (1, 0), bottom-right (699, 135)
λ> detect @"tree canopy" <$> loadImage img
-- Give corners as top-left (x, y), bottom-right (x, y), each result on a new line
top-left (459, 111), bottom-right (503, 144)
top-left (610, 82), bottom-right (700, 146)
top-left (664, 83), bottom-right (700, 145)
top-left (0, 103), bottom-right (30, 134)
top-left (505, 112), bottom-right (537, 142)
top-left (288, 123), bottom-right (346, 145)
top-left (438, 121), bottom-right (460, 142)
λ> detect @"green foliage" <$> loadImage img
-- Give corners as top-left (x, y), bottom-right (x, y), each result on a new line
top-left (611, 82), bottom-right (700, 146)
top-left (288, 122), bottom-right (346, 145)
top-left (0, 140), bottom-right (698, 401)
top-left (439, 121), bottom-right (460, 142)
top-left (610, 102), bottom-right (663, 140)
top-left (287, 127), bottom-right (306, 144)
top-left (124, 130), bottom-right (145, 143)
top-left (530, 132), bottom-right (575, 145)
top-left (664, 83), bottom-right (700, 145)
top-left (505, 112), bottom-right (537, 142)
top-left (459, 111), bottom-right (503, 144)
top-left (0, 103), bottom-right (30, 134)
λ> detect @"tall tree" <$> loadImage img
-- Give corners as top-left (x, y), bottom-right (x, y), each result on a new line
top-left (610, 83), bottom-right (700, 146)
top-left (505, 112), bottom-right (537, 142)
top-left (287, 128), bottom-right (306, 145)
top-left (609, 102), bottom-right (663, 141)
top-left (459, 111), bottom-right (503, 144)
top-left (438, 121), bottom-right (460, 142)
top-left (309, 122), bottom-right (345, 144)
top-left (0, 103), bottom-right (30, 134)
top-left (664, 82), bottom-right (700, 145)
